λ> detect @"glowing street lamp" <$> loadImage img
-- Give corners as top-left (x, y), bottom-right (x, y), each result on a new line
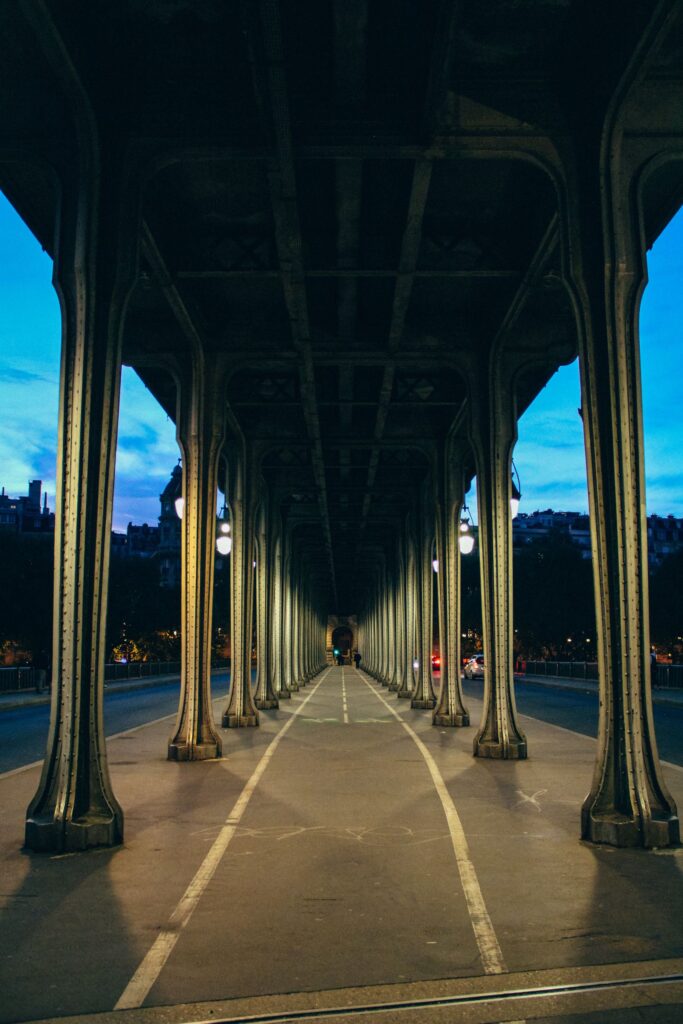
top-left (458, 503), bottom-right (475, 554)
top-left (510, 460), bottom-right (522, 519)
top-left (216, 506), bottom-right (231, 554)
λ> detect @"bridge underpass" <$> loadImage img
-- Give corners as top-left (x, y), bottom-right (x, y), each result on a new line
top-left (1, 2), bottom-right (683, 1021)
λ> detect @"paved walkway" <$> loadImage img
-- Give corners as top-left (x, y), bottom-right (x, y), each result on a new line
top-left (1, 667), bottom-right (682, 1024)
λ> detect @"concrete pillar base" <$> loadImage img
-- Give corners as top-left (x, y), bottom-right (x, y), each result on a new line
top-left (411, 697), bottom-right (436, 710)
top-left (581, 808), bottom-right (679, 849)
top-left (25, 813), bottom-right (123, 854)
top-left (433, 711), bottom-right (470, 727)
top-left (474, 737), bottom-right (527, 759)
top-left (167, 739), bottom-right (222, 761)
top-left (396, 691), bottom-right (412, 699)
top-left (289, 682), bottom-right (300, 692)
top-left (277, 689), bottom-right (292, 699)
top-left (387, 681), bottom-right (399, 692)
top-left (255, 697), bottom-right (279, 710)
top-left (222, 713), bottom-right (259, 728)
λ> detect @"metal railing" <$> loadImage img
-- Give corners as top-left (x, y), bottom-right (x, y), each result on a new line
top-left (0, 660), bottom-right (182, 695)
top-left (523, 660), bottom-right (683, 689)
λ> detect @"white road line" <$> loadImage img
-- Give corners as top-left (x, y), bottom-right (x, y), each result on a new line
top-left (464, 685), bottom-right (683, 776)
top-left (514, 708), bottom-right (683, 776)
top-left (0, 710), bottom-right (182, 782)
top-left (358, 673), bottom-right (506, 976)
top-left (114, 668), bottom-right (332, 1011)
top-left (341, 667), bottom-right (349, 724)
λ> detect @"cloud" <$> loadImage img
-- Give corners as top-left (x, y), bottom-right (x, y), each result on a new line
top-left (0, 364), bottom-right (52, 385)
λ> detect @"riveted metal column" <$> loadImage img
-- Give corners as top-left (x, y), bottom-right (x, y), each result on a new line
top-left (254, 495), bottom-right (278, 710)
top-left (386, 552), bottom-right (399, 690)
top-left (567, 144), bottom-right (678, 848)
top-left (469, 359), bottom-right (526, 759)
top-left (391, 535), bottom-right (407, 694)
top-left (222, 442), bottom-right (259, 728)
top-left (412, 495), bottom-right (436, 710)
top-left (379, 559), bottom-right (390, 685)
top-left (25, 154), bottom-right (138, 852)
top-left (282, 539), bottom-right (298, 693)
top-left (397, 526), bottom-right (416, 699)
top-left (387, 549), bottom-right (401, 692)
top-left (168, 354), bottom-right (227, 760)
top-left (269, 519), bottom-right (289, 698)
top-left (434, 441), bottom-right (470, 727)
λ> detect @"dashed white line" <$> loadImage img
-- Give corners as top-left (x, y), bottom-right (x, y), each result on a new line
top-left (341, 666), bottom-right (349, 724)
top-left (114, 668), bottom-right (332, 1010)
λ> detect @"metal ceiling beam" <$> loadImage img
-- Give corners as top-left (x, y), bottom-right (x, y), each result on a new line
top-left (245, 0), bottom-right (338, 605)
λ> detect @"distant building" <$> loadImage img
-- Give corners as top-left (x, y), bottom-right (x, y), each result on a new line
top-left (513, 508), bottom-right (683, 566)
top-left (0, 480), bottom-right (54, 535)
top-left (158, 464), bottom-right (182, 588)
top-left (111, 522), bottom-right (160, 560)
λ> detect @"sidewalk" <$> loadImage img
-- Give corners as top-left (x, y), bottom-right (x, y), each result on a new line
top-left (519, 672), bottom-right (683, 708)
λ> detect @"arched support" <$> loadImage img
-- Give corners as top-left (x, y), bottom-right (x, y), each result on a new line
top-left (396, 525), bottom-right (417, 699)
top-left (411, 494), bottom-right (437, 710)
top-left (25, 153), bottom-right (138, 852)
top-left (433, 439), bottom-right (470, 728)
top-left (168, 354), bottom-right (227, 760)
top-left (565, 140), bottom-right (678, 848)
top-left (222, 442), bottom-right (260, 728)
top-left (254, 496), bottom-right (279, 710)
top-left (469, 358), bottom-right (527, 759)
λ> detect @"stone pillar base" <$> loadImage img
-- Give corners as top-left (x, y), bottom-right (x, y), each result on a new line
top-left (411, 697), bottom-right (436, 710)
top-left (433, 711), bottom-right (470, 727)
top-left (397, 690), bottom-right (412, 699)
top-left (255, 697), bottom-right (279, 710)
top-left (222, 713), bottom-right (259, 728)
top-left (387, 681), bottom-right (399, 692)
top-left (25, 813), bottom-right (123, 854)
top-left (289, 682), bottom-right (300, 692)
top-left (277, 689), bottom-right (292, 699)
top-left (581, 808), bottom-right (679, 849)
top-left (168, 739), bottom-right (222, 761)
top-left (474, 737), bottom-right (527, 759)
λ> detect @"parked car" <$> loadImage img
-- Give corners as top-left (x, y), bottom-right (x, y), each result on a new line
top-left (464, 655), bottom-right (484, 679)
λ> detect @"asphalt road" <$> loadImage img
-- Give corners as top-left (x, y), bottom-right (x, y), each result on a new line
top-left (463, 677), bottom-right (683, 767)
top-left (0, 673), bottom-right (230, 775)
top-left (1, 673), bottom-right (681, 775)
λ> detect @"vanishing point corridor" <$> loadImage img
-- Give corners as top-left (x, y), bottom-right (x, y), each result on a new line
top-left (2, 667), bottom-right (682, 1022)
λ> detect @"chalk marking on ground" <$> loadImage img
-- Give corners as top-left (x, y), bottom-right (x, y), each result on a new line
top-left (114, 668), bottom-right (331, 1010)
top-left (358, 672), bottom-right (506, 976)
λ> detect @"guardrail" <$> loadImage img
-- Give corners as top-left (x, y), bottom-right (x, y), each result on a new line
top-left (0, 661), bottom-right (182, 695)
top-left (524, 660), bottom-right (683, 689)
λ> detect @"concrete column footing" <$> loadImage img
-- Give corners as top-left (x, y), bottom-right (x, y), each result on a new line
top-left (411, 698), bottom-right (436, 710)
top-left (433, 712), bottom-right (470, 727)
top-left (474, 738), bottom-right (527, 759)
top-left (167, 740), bottom-right (222, 761)
top-left (222, 713), bottom-right (259, 728)
top-left (25, 814), bottom-right (123, 854)
top-left (254, 698), bottom-right (279, 710)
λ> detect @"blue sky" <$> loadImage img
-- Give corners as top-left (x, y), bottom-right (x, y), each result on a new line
top-left (0, 191), bottom-right (682, 530)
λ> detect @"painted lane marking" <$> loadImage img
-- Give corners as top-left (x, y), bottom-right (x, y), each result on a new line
top-left (357, 672), bottom-right (506, 976)
top-left (114, 668), bottom-right (332, 1010)
top-left (0, 710), bottom-right (180, 782)
top-left (341, 667), bottom-right (349, 724)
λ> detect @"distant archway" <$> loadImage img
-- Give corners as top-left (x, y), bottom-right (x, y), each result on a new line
top-left (331, 626), bottom-right (353, 654)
